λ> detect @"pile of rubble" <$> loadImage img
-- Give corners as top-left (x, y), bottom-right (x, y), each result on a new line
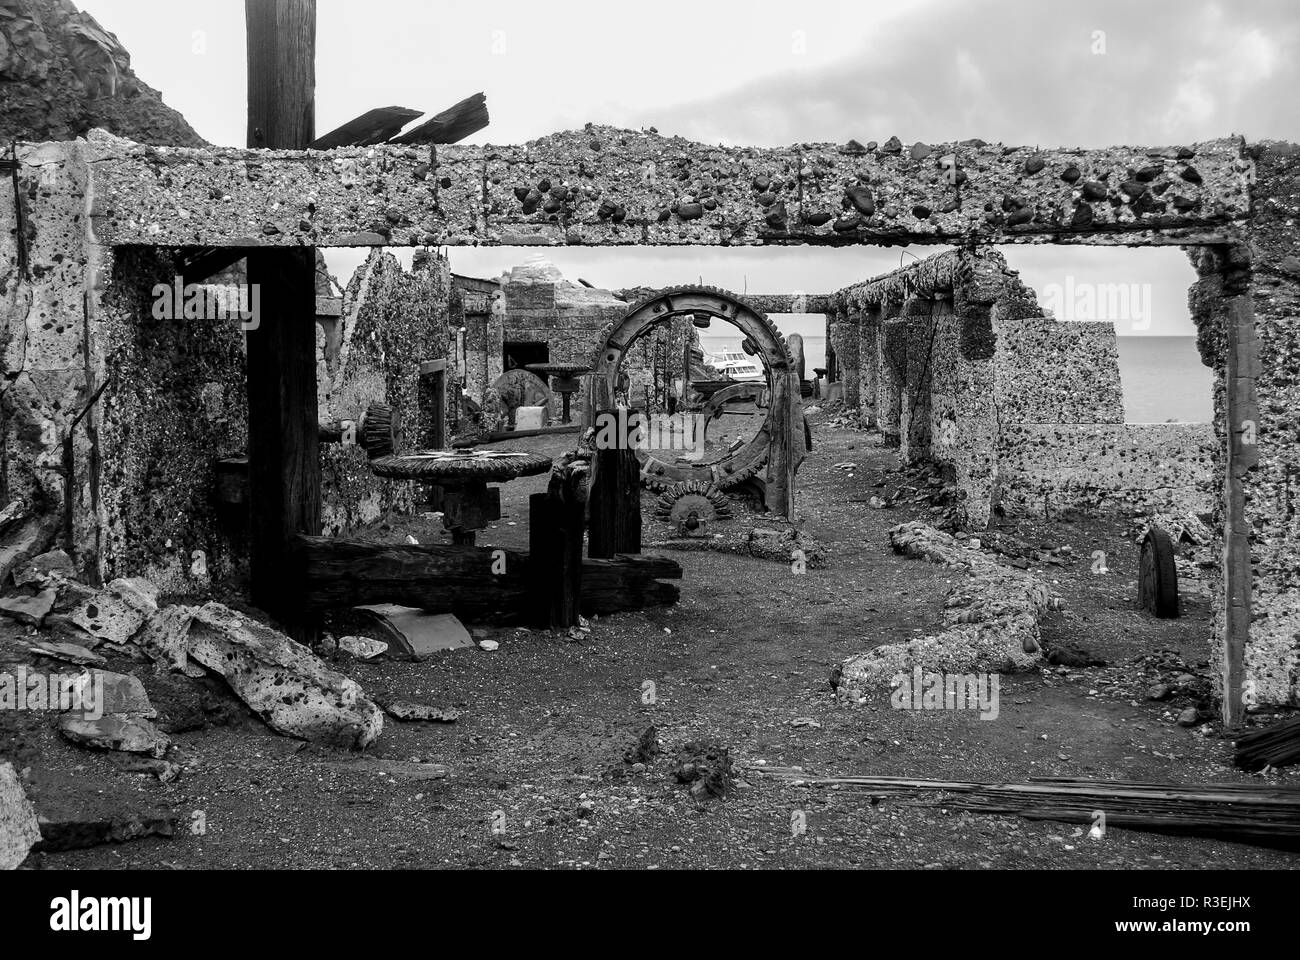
top-left (835, 522), bottom-right (1062, 701)
top-left (0, 548), bottom-right (387, 751)
top-left (647, 524), bottom-right (827, 568)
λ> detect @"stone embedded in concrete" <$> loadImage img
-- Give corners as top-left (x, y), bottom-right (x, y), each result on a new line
top-left (0, 761), bottom-right (41, 870)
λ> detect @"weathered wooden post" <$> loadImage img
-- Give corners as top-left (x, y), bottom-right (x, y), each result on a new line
top-left (528, 467), bottom-right (584, 628)
top-left (588, 409), bottom-right (642, 559)
top-left (243, 0), bottom-right (319, 639)
top-left (245, 0), bottom-right (316, 148)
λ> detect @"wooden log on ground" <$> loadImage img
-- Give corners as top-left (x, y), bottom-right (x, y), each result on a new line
top-left (750, 769), bottom-right (1300, 848)
top-left (311, 106), bottom-right (423, 149)
top-left (581, 554), bottom-right (680, 616)
top-left (294, 536), bottom-right (679, 623)
top-left (588, 419), bottom-right (642, 559)
top-left (389, 92), bottom-right (488, 145)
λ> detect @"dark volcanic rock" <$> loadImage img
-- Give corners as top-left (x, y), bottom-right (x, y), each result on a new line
top-left (0, 0), bottom-right (207, 145)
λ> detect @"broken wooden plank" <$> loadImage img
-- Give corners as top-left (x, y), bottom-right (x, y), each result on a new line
top-left (311, 106), bottom-right (423, 149)
top-left (1235, 715), bottom-right (1300, 771)
top-left (750, 770), bottom-right (1300, 847)
top-left (389, 92), bottom-right (488, 145)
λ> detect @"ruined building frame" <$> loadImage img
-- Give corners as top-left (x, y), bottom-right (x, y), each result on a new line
top-left (3, 124), bottom-right (1296, 724)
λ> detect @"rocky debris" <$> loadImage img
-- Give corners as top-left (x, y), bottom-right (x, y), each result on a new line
top-left (57, 714), bottom-right (170, 758)
top-left (120, 758), bottom-right (183, 783)
top-left (1044, 642), bottom-right (1106, 668)
top-left (648, 525), bottom-right (828, 568)
top-left (0, 587), bottom-right (56, 626)
top-left (0, 513), bottom-right (59, 587)
top-left (68, 578), bottom-right (159, 647)
top-left (0, 0), bottom-right (207, 146)
top-left (332, 635), bottom-right (388, 661)
top-left (0, 762), bottom-right (41, 870)
top-left (379, 700), bottom-right (459, 723)
top-left (12, 550), bottom-right (75, 588)
top-left (27, 639), bottom-right (104, 667)
top-left (352, 606), bottom-right (474, 659)
top-left (671, 739), bottom-right (734, 801)
top-left (623, 725), bottom-right (660, 765)
top-left (34, 811), bottom-right (181, 853)
top-left (836, 523), bottom-right (1058, 697)
top-left (146, 602), bottom-right (384, 749)
top-left (86, 669), bottom-right (156, 717)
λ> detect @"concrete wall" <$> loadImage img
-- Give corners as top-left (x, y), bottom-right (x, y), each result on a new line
top-left (995, 422), bottom-right (1218, 518)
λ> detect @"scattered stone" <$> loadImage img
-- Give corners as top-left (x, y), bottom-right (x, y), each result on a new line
top-left (58, 715), bottom-right (171, 758)
top-left (909, 142), bottom-right (932, 161)
top-left (379, 700), bottom-right (459, 723)
top-left (120, 758), bottom-right (183, 782)
top-left (479, 639), bottom-right (499, 651)
top-left (671, 739), bottom-right (734, 801)
top-left (1148, 683), bottom-right (1173, 701)
top-left (0, 762), bottom-right (41, 870)
top-left (624, 725), bottom-right (660, 765)
top-left (13, 550), bottom-right (75, 588)
top-left (34, 811), bottom-right (181, 853)
top-left (336, 635), bottom-right (388, 661)
top-left (28, 639), bottom-right (105, 667)
top-left (1177, 707), bottom-right (1200, 727)
top-left (0, 588), bottom-right (56, 626)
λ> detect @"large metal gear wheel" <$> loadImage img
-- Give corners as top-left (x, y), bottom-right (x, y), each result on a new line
top-left (589, 285), bottom-right (799, 493)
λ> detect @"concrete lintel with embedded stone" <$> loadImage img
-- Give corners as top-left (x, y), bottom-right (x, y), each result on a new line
top-left (60, 127), bottom-right (1251, 249)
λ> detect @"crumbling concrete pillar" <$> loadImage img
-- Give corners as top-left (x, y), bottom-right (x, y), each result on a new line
top-left (838, 306), bottom-right (860, 410)
top-left (858, 305), bottom-right (881, 428)
top-left (899, 297), bottom-right (934, 464)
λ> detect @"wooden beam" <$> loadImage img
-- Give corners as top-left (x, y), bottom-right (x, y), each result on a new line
top-left (389, 92), bottom-right (488, 145)
top-left (245, 248), bottom-right (321, 635)
top-left (311, 106), bottom-right (423, 149)
top-left (293, 536), bottom-right (679, 623)
top-left (180, 247), bottom-right (246, 287)
top-left (245, 0), bottom-right (317, 149)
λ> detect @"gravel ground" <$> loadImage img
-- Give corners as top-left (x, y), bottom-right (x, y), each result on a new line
top-left (6, 410), bottom-right (1299, 870)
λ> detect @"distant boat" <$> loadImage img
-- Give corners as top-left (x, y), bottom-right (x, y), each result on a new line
top-left (705, 349), bottom-right (764, 382)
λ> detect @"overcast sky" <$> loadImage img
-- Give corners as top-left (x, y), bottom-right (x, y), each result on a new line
top-left (79, 0), bottom-right (1297, 336)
